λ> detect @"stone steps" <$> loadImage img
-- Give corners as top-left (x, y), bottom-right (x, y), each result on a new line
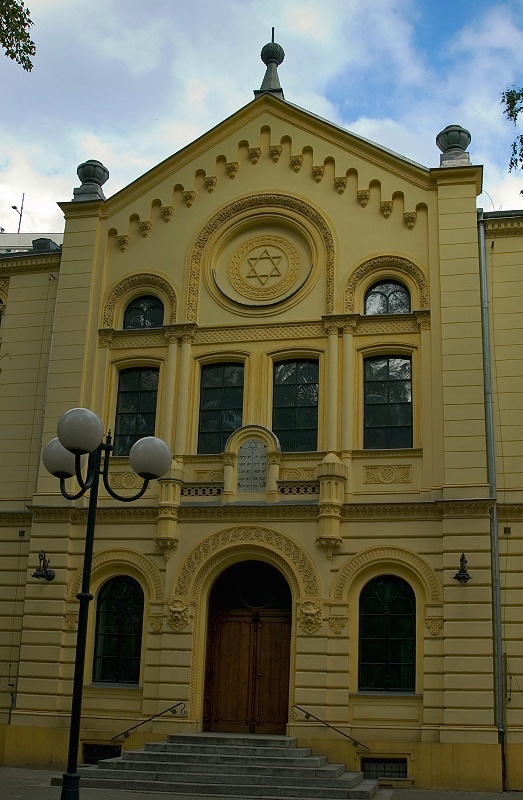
top-left (70, 732), bottom-right (379, 799)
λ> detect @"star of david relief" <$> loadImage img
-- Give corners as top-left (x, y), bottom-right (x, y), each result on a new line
top-left (228, 235), bottom-right (301, 302)
top-left (246, 248), bottom-right (283, 286)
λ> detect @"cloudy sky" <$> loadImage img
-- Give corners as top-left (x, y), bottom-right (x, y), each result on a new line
top-left (1, 0), bottom-right (523, 233)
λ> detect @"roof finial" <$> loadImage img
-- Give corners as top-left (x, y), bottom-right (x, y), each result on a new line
top-left (254, 31), bottom-right (285, 100)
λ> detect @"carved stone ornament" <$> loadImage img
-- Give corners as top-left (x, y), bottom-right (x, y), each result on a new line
top-left (228, 234), bottom-right (300, 302)
top-left (380, 201), bottom-right (393, 218)
top-left (403, 211), bottom-right (417, 230)
top-left (110, 471), bottom-right (141, 490)
top-left (357, 190), bottom-right (370, 207)
top-left (334, 177), bottom-right (347, 194)
top-left (65, 612), bottom-right (78, 630)
top-left (182, 191), bottom-right (196, 208)
top-left (187, 194), bottom-right (335, 321)
top-left (316, 536), bottom-right (342, 560)
top-left (155, 537), bottom-right (179, 560)
top-left (149, 614), bottom-right (163, 632)
top-left (312, 165), bottom-right (325, 182)
top-left (290, 155), bottom-right (303, 172)
top-left (425, 617), bottom-right (444, 636)
top-left (139, 221), bottom-right (152, 237)
top-left (269, 145), bottom-right (283, 163)
top-left (116, 235), bottom-right (130, 252)
top-left (248, 148), bottom-right (261, 164)
top-left (167, 599), bottom-right (189, 631)
top-left (204, 176), bottom-right (217, 192)
top-left (160, 205), bottom-right (174, 222)
top-left (328, 616), bottom-right (347, 634)
top-left (364, 465), bottom-right (412, 484)
top-left (299, 601), bottom-right (323, 635)
top-left (226, 162), bottom-right (239, 179)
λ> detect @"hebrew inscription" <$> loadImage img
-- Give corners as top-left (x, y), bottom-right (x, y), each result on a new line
top-left (237, 439), bottom-right (267, 493)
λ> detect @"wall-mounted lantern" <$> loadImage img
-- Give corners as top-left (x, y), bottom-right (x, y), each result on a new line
top-left (32, 550), bottom-right (55, 582)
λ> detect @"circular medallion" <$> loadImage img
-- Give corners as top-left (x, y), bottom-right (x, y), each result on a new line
top-left (229, 235), bottom-right (300, 301)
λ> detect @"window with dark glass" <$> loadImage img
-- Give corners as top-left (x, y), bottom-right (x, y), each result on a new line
top-left (123, 295), bottom-right (164, 329)
top-left (197, 363), bottom-right (244, 454)
top-left (359, 575), bottom-right (415, 692)
top-left (272, 359), bottom-right (319, 452)
top-left (93, 576), bottom-right (144, 684)
top-left (365, 281), bottom-right (410, 315)
top-left (364, 356), bottom-right (412, 449)
top-left (113, 367), bottom-right (159, 456)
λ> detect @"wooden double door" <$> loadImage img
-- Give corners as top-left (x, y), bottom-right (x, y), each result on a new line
top-left (203, 561), bottom-right (291, 734)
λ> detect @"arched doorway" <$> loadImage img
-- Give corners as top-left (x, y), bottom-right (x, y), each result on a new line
top-left (203, 560), bottom-right (292, 734)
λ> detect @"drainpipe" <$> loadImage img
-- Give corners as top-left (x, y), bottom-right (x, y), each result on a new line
top-left (477, 209), bottom-right (506, 790)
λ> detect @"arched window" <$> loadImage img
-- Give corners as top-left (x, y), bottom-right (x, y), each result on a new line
top-left (93, 576), bottom-right (144, 683)
top-left (359, 575), bottom-right (415, 692)
top-left (123, 295), bottom-right (164, 329)
top-left (365, 281), bottom-right (410, 315)
top-left (113, 366), bottom-right (159, 456)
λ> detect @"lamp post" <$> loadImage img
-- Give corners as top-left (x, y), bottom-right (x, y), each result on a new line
top-left (42, 408), bottom-right (172, 800)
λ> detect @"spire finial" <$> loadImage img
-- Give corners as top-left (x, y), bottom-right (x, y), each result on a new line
top-left (254, 31), bottom-right (285, 100)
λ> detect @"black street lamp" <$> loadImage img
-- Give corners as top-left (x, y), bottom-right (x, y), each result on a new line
top-left (42, 408), bottom-right (172, 800)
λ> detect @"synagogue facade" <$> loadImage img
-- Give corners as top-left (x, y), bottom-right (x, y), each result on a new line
top-left (1, 42), bottom-right (522, 790)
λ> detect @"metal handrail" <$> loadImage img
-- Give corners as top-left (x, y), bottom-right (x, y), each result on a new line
top-left (111, 702), bottom-right (187, 742)
top-left (292, 704), bottom-right (370, 751)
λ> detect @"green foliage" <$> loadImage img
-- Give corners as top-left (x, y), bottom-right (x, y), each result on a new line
top-left (502, 86), bottom-right (523, 173)
top-left (0, 0), bottom-right (36, 71)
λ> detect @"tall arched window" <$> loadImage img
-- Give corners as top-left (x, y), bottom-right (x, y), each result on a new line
top-left (359, 575), bottom-right (415, 691)
top-left (123, 295), bottom-right (164, 329)
top-left (93, 576), bottom-right (144, 683)
top-left (365, 281), bottom-right (410, 315)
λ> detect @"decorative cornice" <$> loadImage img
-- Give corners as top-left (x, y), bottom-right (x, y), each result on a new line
top-left (351, 448), bottom-right (423, 459)
top-left (345, 255), bottom-right (429, 312)
top-left (101, 329), bottom-right (166, 349)
top-left (0, 253), bottom-right (61, 276)
top-left (178, 505), bottom-right (318, 520)
top-left (193, 320), bottom-right (324, 344)
top-left (485, 218), bottom-right (523, 237)
top-left (499, 505), bottom-right (523, 519)
top-left (0, 511), bottom-right (32, 526)
top-left (31, 506), bottom-right (159, 523)
top-left (352, 314), bottom-right (423, 336)
top-left (341, 503), bottom-right (440, 520)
